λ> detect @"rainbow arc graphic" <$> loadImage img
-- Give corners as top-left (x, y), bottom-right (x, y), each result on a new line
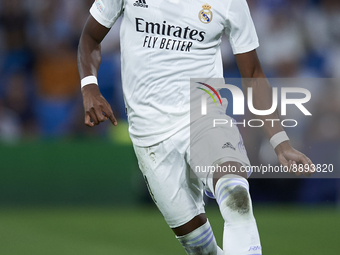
top-left (197, 82), bottom-right (223, 106)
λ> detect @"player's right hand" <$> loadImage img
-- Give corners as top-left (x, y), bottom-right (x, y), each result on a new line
top-left (275, 141), bottom-right (314, 177)
top-left (81, 84), bottom-right (117, 127)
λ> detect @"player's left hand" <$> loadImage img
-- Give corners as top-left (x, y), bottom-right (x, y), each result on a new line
top-left (274, 141), bottom-right (314, 177)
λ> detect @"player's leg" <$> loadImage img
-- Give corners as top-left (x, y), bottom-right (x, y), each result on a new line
top-left (133, 129), bottom-right (222, 255)
top-left (210, 163), bottom-right (262, 255)
top-left (173, 213), bottom-right (223, 255)
top-left (143, 162), bottom-right (223, 255)
top-left (191, 114), bottom-right (262, 254)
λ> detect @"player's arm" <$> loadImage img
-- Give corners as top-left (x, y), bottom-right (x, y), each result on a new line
top-left (78, 15), bottom-right (117, 127)
top-left (235, 50), bottom-right (313, 176)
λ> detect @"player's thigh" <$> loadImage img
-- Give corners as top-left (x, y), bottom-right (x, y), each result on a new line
top-left (133, 138), bottom-right (205, 229)
top-left (190, 115), bottom-right (251, 194)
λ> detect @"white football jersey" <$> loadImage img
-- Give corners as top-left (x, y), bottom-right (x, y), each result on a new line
top-left (90, 0), bottom-right (259, 146)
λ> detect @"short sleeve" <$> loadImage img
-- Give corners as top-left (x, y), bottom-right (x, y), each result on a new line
top-left (90, 0), bottom-right (124, 28)
top-left (224, 0), bottom-right (259, 55)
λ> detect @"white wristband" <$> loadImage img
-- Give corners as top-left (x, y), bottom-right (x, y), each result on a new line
top-left (81, 76), bottom-right (98, 88)
top-left (270, 131), bottom-right (289, 149)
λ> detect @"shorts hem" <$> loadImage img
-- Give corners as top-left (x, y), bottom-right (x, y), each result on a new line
top-left (166, 208), bottom-right (206, 229)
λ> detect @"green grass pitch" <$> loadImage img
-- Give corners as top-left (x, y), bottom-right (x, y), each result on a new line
top-left (0, 206), bottom-right (338, 254)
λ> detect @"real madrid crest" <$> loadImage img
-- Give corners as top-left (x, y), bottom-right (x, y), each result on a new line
top-left (199, 4), bottom-right (213, 24)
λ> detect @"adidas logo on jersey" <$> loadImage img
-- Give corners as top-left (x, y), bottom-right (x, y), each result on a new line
top-left (222, 142), bottom-right (236, 150)
top-left (134, 0), bottom-right (148, 8)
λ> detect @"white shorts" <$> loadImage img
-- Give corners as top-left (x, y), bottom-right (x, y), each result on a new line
top-left (133, 113), bottom-right (251, 228)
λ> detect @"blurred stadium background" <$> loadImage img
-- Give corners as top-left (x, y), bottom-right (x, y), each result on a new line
top-left (0, 0), bottom-right (339, 254)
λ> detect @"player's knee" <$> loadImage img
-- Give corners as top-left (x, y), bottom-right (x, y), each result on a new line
top-left (176, 220), bottom-right (218, 255)
top-left (215, 177), bottom-right (254, 223)
top-left (225, 185), bottom-right (250, 215)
